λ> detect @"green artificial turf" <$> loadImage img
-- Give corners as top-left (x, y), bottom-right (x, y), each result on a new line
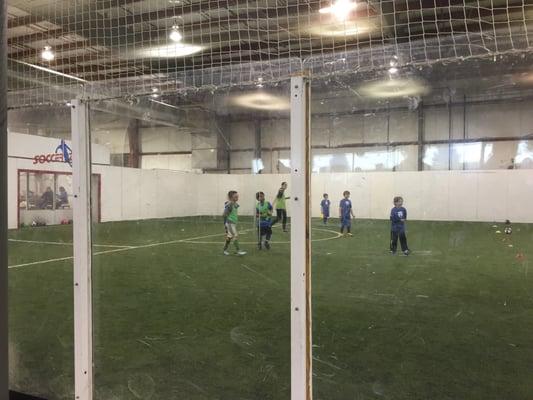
top-left (7, 218), bottom-right (533, 400)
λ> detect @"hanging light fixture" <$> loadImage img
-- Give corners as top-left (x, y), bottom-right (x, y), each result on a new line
top-left (319, 0), bottom-right (358, 21)
top-left (169, 25), bottom-right (183, 43)
top-left (388, 55), bottom-right (399, 74)
top-left (41, 45), bottom-right (55, 62)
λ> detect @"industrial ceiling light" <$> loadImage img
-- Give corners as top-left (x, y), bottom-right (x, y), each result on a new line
top-left (230, 92), bottom-right (289, 111)
top-left (358, 78), bottom-right (430, 99)
top-left (306, 18), bottom-right (375, 37)
top-left (137, 43), bottom-right (204, 58)
top-left (41, 45), bottom-right (55, 62)
top-left (169, 25), bottom-right (183, 43)
top-left (319, 0), bottom-right (358, 21)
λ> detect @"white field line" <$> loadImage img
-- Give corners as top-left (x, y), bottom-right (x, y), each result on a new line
top-left (8, 230), bottom-right (239, 269)
top-left (8, 238), bottom-right (131, 249)
top-left (8, 225), bottom-right (341, 270)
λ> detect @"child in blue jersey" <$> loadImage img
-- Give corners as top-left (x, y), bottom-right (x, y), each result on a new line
top-left (256, 191), bottom-right (273, 250)
top-left (390, 196), bottom-right (410, 256)
top-left (339, 191), bottom-right (355, 237)
top-left (320, 194), bottom-right (331, 225)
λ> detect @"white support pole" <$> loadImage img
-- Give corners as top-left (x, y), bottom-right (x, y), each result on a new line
top-left (71, 99), bottom-right (93, 400)
top-left (290, 74), bottom-right (312, 400)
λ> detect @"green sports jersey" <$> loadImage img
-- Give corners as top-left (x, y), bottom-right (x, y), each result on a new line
top-left (275, 190), bottom-right (287, 209)
top-left (225, 202), bottom-right (239, 223)
top-left (257, 201), bottom-right (272, 222)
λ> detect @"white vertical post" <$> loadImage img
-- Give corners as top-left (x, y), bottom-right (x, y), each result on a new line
top-left (290, 74), bottom-right (312, 400)
top-left (71, 99), bottom-right (93, 400)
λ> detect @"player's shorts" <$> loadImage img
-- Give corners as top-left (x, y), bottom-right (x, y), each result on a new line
top-left (322, 210), bottom-right (330, 218)
top-left (341, 217), bottom-right (351, 227)
top-left (225, 222), bottom-right (238, 239)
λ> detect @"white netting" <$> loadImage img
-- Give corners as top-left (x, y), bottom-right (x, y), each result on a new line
top-left (6, 0), bottom-right (533, 107)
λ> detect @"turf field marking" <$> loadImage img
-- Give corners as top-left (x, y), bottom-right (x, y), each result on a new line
top-left (180, 228), bottom-right (343, 245)
top-left (8, 231), bottom-right (238, 269)
top-left (8, 256), bottom-right (76, 269)
top-left (8, 238), bottom-right (132, 249)
top-left (8, 227), bottom-right (341, 269)
top-left (240, 264), bottom-right (280, 286)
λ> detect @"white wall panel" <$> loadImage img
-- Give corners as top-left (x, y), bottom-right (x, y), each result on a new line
top-left (476, 172), bottom-right (508, 222)
top-left (120, 168), bottom-right (141, 221)
top-left (448, 172), bottom-right (478, 221)
top-left (369, 173), bottom-right (395, 219)
top-left (346, 173), bottom-right (372, 218)
top-left (8, 161), bottom-right (533, 228)
top-left (94, 166), bottom-right (123, 223)
top-left (139, 169), bottom-right (159, 220)
top-left (419, 172), bottom-right (448, 220)
top-left (507, 171), bottom-right (533, 223)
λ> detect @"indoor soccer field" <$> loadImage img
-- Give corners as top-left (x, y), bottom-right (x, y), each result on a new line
top-left (8, 217), bottom-right (533, 400)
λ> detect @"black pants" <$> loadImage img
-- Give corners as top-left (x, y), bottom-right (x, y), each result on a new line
top-left (274, 209), bottom-right (288, 230)
top-left (258, 226), bottom-right (273, 243)
top-left (390, 230), bottom-right (408, 252)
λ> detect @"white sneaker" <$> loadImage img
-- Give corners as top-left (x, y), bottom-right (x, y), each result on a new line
top-left (236, 250), bottom-right (247, 256)
top-left (223, 250), bottom-right (230, 256)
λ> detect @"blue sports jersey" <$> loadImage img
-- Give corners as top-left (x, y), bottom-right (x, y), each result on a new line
top-left (340, 199), bottom-right (352, 219)
top-left (390, 206), bottom-right (407, 231)
top-left (321, 199), bottom-right (331, 216)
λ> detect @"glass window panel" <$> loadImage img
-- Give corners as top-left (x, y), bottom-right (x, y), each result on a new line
top-left (90, 85), bottom-right (291, 399)
top-left (8, 106), bottom-right (73, 399)
top-left (311, 67), bottom-right (533, 400)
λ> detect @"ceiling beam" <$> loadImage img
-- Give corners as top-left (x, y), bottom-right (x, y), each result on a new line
top-left (8, 15), bottom-right (47, 29)
top-left (7, 28), bottom-right (64, 45)
top-left (8, 40), bottom-right (91, 60)
top-left (95, 0), bottom-right (146, 11)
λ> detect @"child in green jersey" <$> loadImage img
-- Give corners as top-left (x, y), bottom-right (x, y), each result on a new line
top-left (223, 190), bottom-right (246, 256)
top-left (256, 191), bottom-right (273, 250)
top-left (273, 182), bottom-right (290, 232)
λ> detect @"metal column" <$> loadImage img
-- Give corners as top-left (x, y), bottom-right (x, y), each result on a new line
top-left (0, 0), bottom-right (8, 397)
top-left (290, 74), bottom-right (312, 400)
top-left (71, 99), bottom-right (93, 400)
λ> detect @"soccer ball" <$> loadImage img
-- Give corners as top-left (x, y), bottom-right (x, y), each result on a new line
top-left (504, 227), bottom-right (512, 235)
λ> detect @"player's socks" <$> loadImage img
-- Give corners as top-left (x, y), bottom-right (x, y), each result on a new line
top-left (234, 240), bottom-right (241, 251)
top-left (223, 238), bottom-right (231, 251)
top-left (265, 241), bottom-right (271, 250)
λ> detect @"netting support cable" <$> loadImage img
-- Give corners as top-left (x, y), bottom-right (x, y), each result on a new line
top-left (290, 72), bottom-right (312, 400)
top-left (0, 0), bottom-right (8, 397)
top-left (72, 99), bottom-right (94, 400)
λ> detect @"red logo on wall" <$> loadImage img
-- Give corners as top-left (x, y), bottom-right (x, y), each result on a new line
top-left (33, 139), bottom-right (73, 166)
